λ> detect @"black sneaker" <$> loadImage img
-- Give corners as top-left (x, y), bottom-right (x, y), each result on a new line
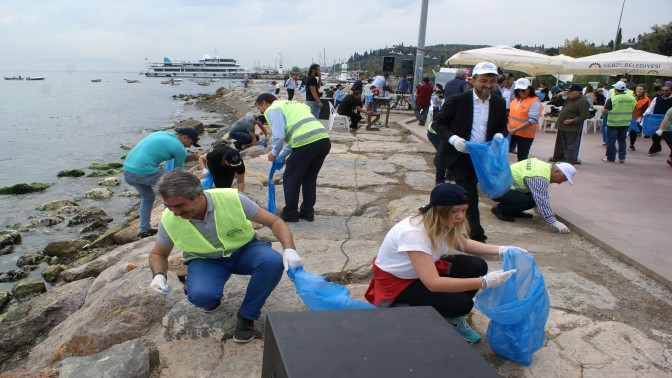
top-left (491, 205), bottom-right (515, 222)
top-left (138, 229), bottom-right (158, 238)
top-left (298, 212), bottom-right (314, 222)
top-left (280, 212), bottom-right (299, 222)
top-left (512, 211), bottom-right (533, 219)
top-left (232, 313), bottom-right (255, 343)
top-left (628, 145), bottom-right (635, 151)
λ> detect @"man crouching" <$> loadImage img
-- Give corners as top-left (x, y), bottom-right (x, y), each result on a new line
top-left (148, 170), bottom-right (302, 342)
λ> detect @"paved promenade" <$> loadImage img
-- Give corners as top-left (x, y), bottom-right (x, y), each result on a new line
top-left (398, 115), bottom-right (672, 289)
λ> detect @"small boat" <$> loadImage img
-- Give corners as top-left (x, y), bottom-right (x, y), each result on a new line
top-left (196, 80), bottom-right (211, 86)
top-left (125, 79), bottom-right (140, 83)
top-left (91, 79), bottom-right (102, 83)
top-left (4, 76), bottom-right (24, 80)
top-left (26, 77), bottom-right (45, 80)
top-left (161, 79), bottom-right (181, 85)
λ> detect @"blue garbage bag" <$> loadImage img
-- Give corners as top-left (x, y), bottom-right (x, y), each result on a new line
top-left (642, 113), bottom-right (665, 136)
top-left (464, 137), bottom-right (513, 199)
top-left (300, 87), bottom-right (306, 93)
top-left (164, 158), bottom-right (174, 171)
top-left (628, 119), bottom-right (641, 134)
top-left (267, 158), bottom-right (284, 214)
top-left (201, 170), bottom-right (214, 190)
top-left (475, 248), bottom-right (549, 366)
top-left (287, 266), bottom-right (376, 311)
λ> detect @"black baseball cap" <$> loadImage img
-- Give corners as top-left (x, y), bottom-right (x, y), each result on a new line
top-left (419, 183), bottom-right (470, 212)
top-left (176, 128), bottom-right (201, 147)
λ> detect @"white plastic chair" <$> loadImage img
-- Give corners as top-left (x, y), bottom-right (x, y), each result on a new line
top-left (327, 102), bottom-right (349, 131)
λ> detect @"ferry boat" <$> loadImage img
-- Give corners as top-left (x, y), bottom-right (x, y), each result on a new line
top-left (144, 55), bottom-right (257, 79)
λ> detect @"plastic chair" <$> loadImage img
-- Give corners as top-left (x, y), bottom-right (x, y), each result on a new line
top-left (327, 102), bottom-right (349, 131)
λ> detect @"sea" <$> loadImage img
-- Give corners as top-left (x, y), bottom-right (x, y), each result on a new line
top-left (0, 70), bottom-right (237, 291)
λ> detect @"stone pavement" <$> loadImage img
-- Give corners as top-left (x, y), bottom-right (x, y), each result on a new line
top-left (398, 114), bottom-right (672, 290)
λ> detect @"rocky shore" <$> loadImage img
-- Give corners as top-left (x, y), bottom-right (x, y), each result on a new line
top-left (0, 87), bottom-right (670, 377)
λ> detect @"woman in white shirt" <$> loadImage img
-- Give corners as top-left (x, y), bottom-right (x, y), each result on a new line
top-left (365, 183), bottom-right (518, 343)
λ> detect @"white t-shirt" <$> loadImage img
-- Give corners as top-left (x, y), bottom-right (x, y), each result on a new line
top-left (374, 215), bottom-right (449, 279)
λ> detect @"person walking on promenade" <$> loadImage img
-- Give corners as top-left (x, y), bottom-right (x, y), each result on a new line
top-left (148, 170), bottom-right (302, 343)
top-left (433, 62), bottom-right (508, 243)
top-left (507, 78), bottom-right (544, 161)
top-left (643, 84), bottom-right (672, 156)
top-left (555, 84), bottom-right (590, 165)
top-left (443, 68), bottom-right (470, 97)
top-left (414, 77), bottom-right (434, 126)
top-left (229, 114), bottom-right (271, 151)
top-left (491, 158), bottom-right (576, 234)
top-left (255, 93), bottom-right (331, 222)
top-left (304, 64), bottom-right (323, 119)
top-left (123, 127), bottom-right (201, 238)
top-left (602, 81), bottom-right (636, 163)
top-left (285, 73), bottom-right (298, 101)
top-left (628, 84), bottom-right (651, 151)
top-left (198, 145), bottom-right (246, 191)
top-left (365, 183), bottom-right (519, 343)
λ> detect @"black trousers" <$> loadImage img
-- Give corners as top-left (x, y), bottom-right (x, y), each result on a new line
top-left (450, 155), bottom-right (486, 241)
top-left (396, 255), bottom-right (488, 318)
top-left (649, 134), bottom-right (663, 154)
top-left (287, 88), bottom-right (295, 101)
top-left (339, 110), bottom-right (362, 128)
top-left (282, 138), bottom-right (331, 217)
top-left (493, 190), bottom-right (536, 216)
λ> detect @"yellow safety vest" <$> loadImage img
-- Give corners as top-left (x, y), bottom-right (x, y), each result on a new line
top-left (161, 189), bottom-right (255, 260)
top-left (510, 158), bottom-right (551, 193)
top-left (265, 100), bottom-right (329, 148)
top-left (508, 97), bottom-right (544, 139)
top-left (607, 94), bottom-right (637, 127)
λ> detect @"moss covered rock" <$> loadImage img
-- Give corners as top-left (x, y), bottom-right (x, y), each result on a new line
top-left (0, 182), bottom-right (52, 195)
top-left (87, 169), bottom-right (120, 177)
top-left (57, 169), bottom-right (86, 178)
top-left (89, 162), bottom-right (124, 170)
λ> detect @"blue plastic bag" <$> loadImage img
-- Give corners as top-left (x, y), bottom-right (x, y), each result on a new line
top-left (201, 170), bottom-right (214, 190)
top-left (164, 158), bottom-right (174, 171)
top-left (287, 266), bottom-right (375, 311)
top-left (627, 119), bottom-right (641, 133)
top-left (642, 114), bottom-right (665, 136)
top-left (267, 158), bottom-right (284, 214)
top-left (464, 137), bottom-right (513, 199)
top-left (475, 248), bottom-right (549, 366)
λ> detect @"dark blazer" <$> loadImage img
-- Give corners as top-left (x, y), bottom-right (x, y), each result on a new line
top-left (433, 90), bottom-right (508, 169)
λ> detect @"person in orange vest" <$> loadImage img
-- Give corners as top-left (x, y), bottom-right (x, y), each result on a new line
top-left (508, 78), bottom-right (544, 161)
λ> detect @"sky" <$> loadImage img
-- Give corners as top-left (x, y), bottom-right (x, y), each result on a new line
top-left (0, 0), bottom-right (670, 72)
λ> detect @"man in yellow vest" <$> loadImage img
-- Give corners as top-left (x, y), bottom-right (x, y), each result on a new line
top-left (602, 81), bottom-right (637, 163)
top-left (255, 93), bottom-right (331, 222)
top-left (491, 158), bottom-right (576, 234)
top-left (147, 170), bottom-right (303, 343)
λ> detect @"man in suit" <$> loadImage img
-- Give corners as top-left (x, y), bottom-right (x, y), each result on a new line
top-left (433, 62), bottom-right (508, 243)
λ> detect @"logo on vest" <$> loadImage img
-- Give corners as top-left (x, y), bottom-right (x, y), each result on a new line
top-left (227, 228), bottom-right (243, 237)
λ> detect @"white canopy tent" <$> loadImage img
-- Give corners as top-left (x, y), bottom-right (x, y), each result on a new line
top-left (446, 45), bottom-right (566, 76)
top-left (559, 48), bottom-right (672, 76)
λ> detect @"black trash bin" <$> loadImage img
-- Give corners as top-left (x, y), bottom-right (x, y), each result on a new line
top-left (318, 97), bottom-right (333, 120)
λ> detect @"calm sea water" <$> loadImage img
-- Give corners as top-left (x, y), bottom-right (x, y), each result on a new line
top-left (0, 70), bottom-right (234, 289)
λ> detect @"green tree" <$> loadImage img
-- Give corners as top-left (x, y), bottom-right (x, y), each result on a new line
top-left (615, 27), bottom-right (623, 50)
top-left (640, 22), bottom-right (672, 56)
top-left (291, 66), bottom-right (301, 73)
top-left (560, 38), bottom-right (600, 58)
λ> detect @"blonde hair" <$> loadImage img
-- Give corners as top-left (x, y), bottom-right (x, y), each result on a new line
top-left (412, 206), bottom-right (469, 251)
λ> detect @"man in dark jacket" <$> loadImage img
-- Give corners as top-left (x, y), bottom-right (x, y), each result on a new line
top-left (433, 62), bottom-right (508, 243)
top-left (444, 69), bottom-right (469, 97)
top-left (556, 84), bottom-right (590, 164)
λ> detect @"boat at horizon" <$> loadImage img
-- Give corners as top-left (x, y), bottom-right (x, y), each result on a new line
top-left (91, 79), bottom-right (102, 83)
top-left (125, 79), bottom-right (140, 83)
top-left (26, 77), bottom-right (45, 80)
top-left (144, 54), bottom-right (258, 79)
top-left (4, 76), bottom-right (24, 80)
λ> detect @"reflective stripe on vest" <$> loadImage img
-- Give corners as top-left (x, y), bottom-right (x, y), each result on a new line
top-left (607, 94), bottom-right (637, 127)
top-left (510, 158), bottom-right (551, 193)
top-left (161, 189), bottom-right (255, 261)
top-left (266, 100), bottom-right (329, 148)
top-left (507, 97), bottom-right (544, 138)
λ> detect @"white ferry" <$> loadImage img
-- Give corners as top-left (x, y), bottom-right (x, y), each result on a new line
top-left (144, 55), bottom-right (258, 79)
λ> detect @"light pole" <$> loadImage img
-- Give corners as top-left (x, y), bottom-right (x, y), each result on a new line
top-left (411, 0), bottom-right (429, 102)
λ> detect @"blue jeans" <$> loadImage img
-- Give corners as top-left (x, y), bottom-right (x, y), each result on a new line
top-left (305, 101), bottom-right (320, 119)
top-left (601, 114), bottom-right (608, 142)
top-left (185, 239), bottom-right (283, 320)
top-left (606, 126), bottom-right (628, 161)
top-left (230, 131), bottom-right (254, 150)
top-left (123, 169), bottom-right (165, 232)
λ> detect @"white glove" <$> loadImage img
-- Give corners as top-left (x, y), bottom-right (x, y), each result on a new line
top-left (202, 168), bottom-right (209, 176)
top-left (493, 133), bottom-right (505, 139)
top-left (451, 136), bottom-right (468, 153)
top-left (481, 269), bottom-right (517, 289)
top-left (150, 273), bottom-right (169, 293)
top-left (283, 248), bottom-right (302, 270)
top-left (655, 129), bottom-right (663, 136)
top-left (552, 221), bottom-right (570, 234)
top-left (498, 246), bottom-right (529, 256)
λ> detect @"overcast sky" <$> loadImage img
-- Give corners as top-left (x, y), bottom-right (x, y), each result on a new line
top-left (0, 0), bottom-right (669, 72)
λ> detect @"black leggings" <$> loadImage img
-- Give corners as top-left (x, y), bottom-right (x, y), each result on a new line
top-left (396, 255), bottom-right (488, 318)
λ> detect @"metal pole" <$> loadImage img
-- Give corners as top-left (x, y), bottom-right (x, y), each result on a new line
top-left (411, 0), bottom-right (429, 102)
top-left (613, 0), bottom-right (625, 51)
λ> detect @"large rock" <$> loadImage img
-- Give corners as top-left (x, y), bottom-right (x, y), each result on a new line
top-left (0, 278), bottom-right (93, 364)
top-left (66, 206), bottom-right (111, 227)
top-left (0, 231), bottom-right (21, 249)
top-left (16, 254), bottom-right (46, 268)
top-left (0, 270), bottom-right (28, 283)
top-left (96, 177), bottom-right (121, 186)
top-left (35, 200), bottom-right (78, 211)
top-left (84, 188), bottom-right (113, 200)
top-left (12, 277), bottom-right (46, 298)
top-left (29, 216), bottom-right (65, 228)
top-left (175, 118), bottom-right (205, 134)
top-left (157, 338), bottom-right (263, 377)
top-left (25, 267), bottom-right (181, 369)
top-left (0, 370), bottom-right (58, 378)
top-left (58, 339), bottom-right (157, 378)
top-left (41, 265), bottom-right (66, 285)
top-left (42, 240), bottom-right (87, 259)
top-left (0, 183), bottom-right (51, 195)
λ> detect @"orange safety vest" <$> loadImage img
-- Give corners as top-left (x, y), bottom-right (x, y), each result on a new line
top-left (508, 97), bottom-right (544, 138)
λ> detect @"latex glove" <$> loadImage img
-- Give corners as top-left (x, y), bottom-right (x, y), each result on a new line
top-left (552, 220), bottom-right (570, 234)
top-left (498, 246), bottom-right (529, 256)
top-left (451, 136), bottom-right (468, 153)
top-left (202, 168), bottom-right (209, 177)
top-left (150, 273), bottom-right (169, 293)
top-left (283, 248), bottom-right (302, 270)
top-left (481, 269), bottom-right (517, 289)
top-left (272, 157), bottom-right (285, 171)
top-left (655, 129), bottom-right (663, 136)
top-left (493, 133), bottom-right (504, 139)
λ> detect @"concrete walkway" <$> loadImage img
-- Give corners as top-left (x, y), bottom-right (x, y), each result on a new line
top-left (396, 114), bottom-right (672, 290)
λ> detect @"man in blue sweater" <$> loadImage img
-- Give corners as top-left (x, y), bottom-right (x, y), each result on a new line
top-left (123, 128), bottom-right (200, 238)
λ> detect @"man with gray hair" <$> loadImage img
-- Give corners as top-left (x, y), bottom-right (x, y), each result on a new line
top-left (147, 170), bottom-right (303, 343)
top-left (444, 68), bottom-right (470, 97)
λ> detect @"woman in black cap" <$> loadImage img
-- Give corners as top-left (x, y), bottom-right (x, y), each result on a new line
top-left (365, 183), bottom-right (519, 343)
